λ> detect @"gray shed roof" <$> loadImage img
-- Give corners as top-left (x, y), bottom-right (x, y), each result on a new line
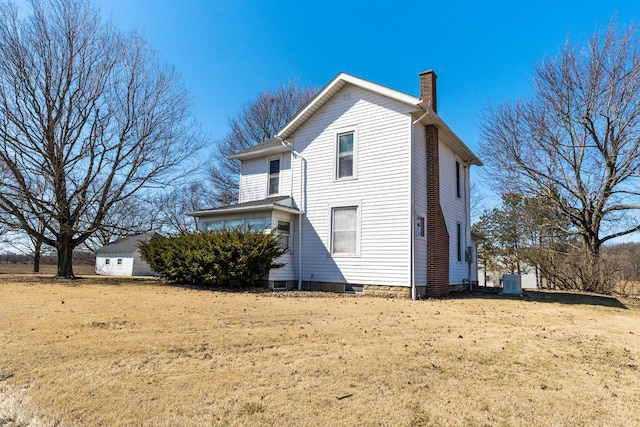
top-left (96, 232), bottom-right (162, 255)
top-left (235, 137), bottom-right (282, 155)
top-left (227, 137), bottom-right (291, 161)
top-left (186, 196), bottom-right (300, 217)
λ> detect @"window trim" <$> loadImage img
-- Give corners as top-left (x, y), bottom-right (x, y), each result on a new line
top-left (267, 156), bottom-right (282, 196)
top-left (330, 204), bottom-right (361, 257)
top-left (334, 128), bottom-right (358, 181)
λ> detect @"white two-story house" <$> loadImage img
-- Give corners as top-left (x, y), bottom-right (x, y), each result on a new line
top-left (188, 71), bottom-right (482, 298)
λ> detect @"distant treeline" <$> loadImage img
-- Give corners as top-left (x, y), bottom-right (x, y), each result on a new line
top-left (602, 242), bottom-right (640, 282)
top-left (0, 251), bottom-right (95, 265)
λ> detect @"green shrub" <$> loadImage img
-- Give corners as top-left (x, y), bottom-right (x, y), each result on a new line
top-left (139, 229), bottom-right (285, 288)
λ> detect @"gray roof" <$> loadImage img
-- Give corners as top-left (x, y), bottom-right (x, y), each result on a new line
top-left (96, 231), bottom-right (162, 255)
top-left (187, 196), bottom-right (299, 217)
top-left (234, 137), bottom-right (282, 156)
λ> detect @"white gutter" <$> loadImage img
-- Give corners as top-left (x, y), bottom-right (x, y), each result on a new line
top-left (409, 116), bottom-right (416, 300)
top-left (278, 137), bottom-right (305, 291)
top-left (464, 163), bottom-right (472, 292)
top-left (412, 111), bottom-right (429, 126)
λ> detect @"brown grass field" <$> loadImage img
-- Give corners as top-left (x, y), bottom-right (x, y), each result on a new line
top-left (1, 268), bottom-right (639, 426)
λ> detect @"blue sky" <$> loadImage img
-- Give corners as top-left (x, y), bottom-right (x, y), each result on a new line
top-left (95, 0), bottom-right (638, 228)
top-left (95, 0), bottom-right (637, 148)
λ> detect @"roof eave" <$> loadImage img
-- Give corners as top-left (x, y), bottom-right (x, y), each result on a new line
top-left (228, 144), bottom-right (288, 161)
top-left (416, 105), bottom-right (483, 166)
top-left (187, 203), bottom-right (301, 217)
top-left (277, 72), bottom-right (422, 141)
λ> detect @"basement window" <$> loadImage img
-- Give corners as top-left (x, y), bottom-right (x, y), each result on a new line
top-left (344, 284), bottom-right (364, 294)
top-left (273, 281), bottom-right (287, 290)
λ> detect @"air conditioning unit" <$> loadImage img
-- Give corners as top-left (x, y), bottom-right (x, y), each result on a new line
top-left (501, 274), bottom-right (523, 296)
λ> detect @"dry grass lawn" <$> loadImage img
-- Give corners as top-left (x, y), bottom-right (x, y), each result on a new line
top-left (1, 273), bottom-right (639, 426)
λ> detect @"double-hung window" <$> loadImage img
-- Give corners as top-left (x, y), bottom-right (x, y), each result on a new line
top-left (416, 215), bottom-right (425, 238)
top-left (268, 158), bottom-right (280, 195)
top-left (457, 222), bottom-right (462, 262)
top-left (277, 220), bottom-right (291, 251)
top-left (336, 132), bottom-right (355, 179)
top-left (455, 160), bottom-right (461, 198)
top-left (332, 207), bottom-right (358, 255)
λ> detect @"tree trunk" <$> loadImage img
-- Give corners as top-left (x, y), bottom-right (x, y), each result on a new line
top-left (57, 238), bottom-right (75, 278)
top-left (33, 239), bottom-right (42, 273)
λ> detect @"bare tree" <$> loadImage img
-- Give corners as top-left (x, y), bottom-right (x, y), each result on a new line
top-left (154, 181), bottom-right (217, 234)
top-left (209, 81), bottom-right (316, 205)
top-left (479, 21), bottom-right (640, 292)
top-left (0, 0), bottom-right (203, 278)
top-left (81, 197), bottom-right (159, 252)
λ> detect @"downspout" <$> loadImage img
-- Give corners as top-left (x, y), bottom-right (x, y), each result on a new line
top-left (465, 163), bottom-right (472, 291)
top-left (278, 137), bottom-right (305, 291)
top-left (410, 116), bottom-right (415, 300)
top-left (410, 109), bottom-right (429, 300)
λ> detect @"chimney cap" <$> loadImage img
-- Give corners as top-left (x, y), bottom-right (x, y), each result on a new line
top-left (419, 69), bottom-right (438, 78)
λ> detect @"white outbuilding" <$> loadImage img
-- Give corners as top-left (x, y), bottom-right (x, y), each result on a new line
top-left (95, 232), bottom-right (161, 276)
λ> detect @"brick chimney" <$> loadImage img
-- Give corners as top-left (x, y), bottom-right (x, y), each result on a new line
top-left (419, 70), bottom-right (437, 113)
top-left (420, 69), bottom-right (449, 297)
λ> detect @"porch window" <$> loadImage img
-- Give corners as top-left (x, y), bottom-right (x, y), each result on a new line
top-left (332, 206), bottom-right (358, 255)
top-left (277, 220), bottom-right (291, 251)
top-left (246, 218), bottom-right (269, 231)
top-left (203, 218), bottom-right (268, 232)
top-left (268, 158), bottom-right (280, 195)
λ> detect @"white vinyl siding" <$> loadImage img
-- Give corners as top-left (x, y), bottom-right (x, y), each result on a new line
top-left (95, 254), bottom-right (133, 276)
top-left (289, 84), bottom-right (413, 286)
top-left (239, 153), bottom-right (291, 203)
top-left (440, 143), bottom-right (470, 284)
top-left (411, 123), bottom-right (428, 287)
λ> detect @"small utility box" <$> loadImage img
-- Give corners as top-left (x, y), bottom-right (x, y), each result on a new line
top-left (501, 274), bottom-right (523, 296)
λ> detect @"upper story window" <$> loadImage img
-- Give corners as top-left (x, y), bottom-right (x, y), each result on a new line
top-left (268, 158), bottom-right (280, 195)
top-left (337, 132), bottom-right (355, 179)
top-left (455, 160), bottom-right (461, 198)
